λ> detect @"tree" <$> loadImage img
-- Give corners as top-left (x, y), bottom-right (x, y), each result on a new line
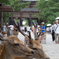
top-left (0, 0), bottom-right (10, 5)
top-left (0, 0), bottom-right (30, 24)
top-left (36, 0), bottom-right (59, 25)
top-left (10, 0), bottom-right (30, 11)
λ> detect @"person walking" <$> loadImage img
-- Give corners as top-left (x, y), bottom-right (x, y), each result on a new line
top-left (54, 20), bottom-right (59, 44)
top-left (51, 22), bottom-right (55, 41)
top-left (40, 22), bottom-right (45, 36)
top-left (39, 22), bottom-right (46, 43)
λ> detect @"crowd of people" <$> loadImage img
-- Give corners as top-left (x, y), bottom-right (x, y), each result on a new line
top-left (20, 22), bottom-right (46, 36)
top-left (2, 20), bottom-right (59, 44)
top-left (0, 21), bottom-right (46, 44)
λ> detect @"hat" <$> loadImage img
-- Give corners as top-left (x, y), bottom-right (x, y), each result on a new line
top-left (41, 22), bottom-right (44, 24)
top-left (55, 20), bottom-right (58, 22)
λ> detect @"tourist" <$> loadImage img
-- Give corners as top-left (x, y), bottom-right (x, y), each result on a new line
top-left (21, 25), bottom-right (25, 31)
top-left (40, 22), bottom-right (45, 36)
top-left (37, 25), bottom-right (40, 35)
top-left (51, 22), bottom-right (55, 41)
top-left (7, 25), bottom-right (14, 36)
top-left (39, 22), bottom-right (46, 43)
top-left (54, 20), bottom-right (59, 44)
top-left (24, 27), bottom-right (27, 32)
top-left (27, 25), bottom-right (30, 31)
top-left (3, 23), bottom-right (6, 32)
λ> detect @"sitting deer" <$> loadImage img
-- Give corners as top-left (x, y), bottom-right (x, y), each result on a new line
top-left (13, 20), bottom-right (50, 59)
top-left (0, 35), bottom-right (35, 59)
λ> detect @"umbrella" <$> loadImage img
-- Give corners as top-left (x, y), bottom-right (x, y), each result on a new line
top-left (47, 24), bottom-right (51, 26)
top-left (55, 17), bottom-right (59, 20)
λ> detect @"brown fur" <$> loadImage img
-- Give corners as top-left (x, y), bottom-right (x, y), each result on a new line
top-left (0, 36), bottom-right (34, 59)
top-left (13, 30), bottom-right (18, 35)
top-left (2, 31), bottom-right (7, 35)
top-left (24, 34), bottom-right (49, 59)
top-left (0, 42), bottom-right (4, 59)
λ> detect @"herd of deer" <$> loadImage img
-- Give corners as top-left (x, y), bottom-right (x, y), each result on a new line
top-left (0, 20), bottom-right (50, 59)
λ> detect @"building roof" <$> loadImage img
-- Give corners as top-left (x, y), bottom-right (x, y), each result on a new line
top-left (21, 8), bottom-right (40, 12)
top-left (0, 3), bottom-right (13, 12)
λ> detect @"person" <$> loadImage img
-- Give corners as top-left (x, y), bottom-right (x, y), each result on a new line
top-left (6, 20), bottom-right (9, 27)
top-left (3, 23), bottom-right (6, 32)
top-left (51, 22), bottom-right (55, 41)
top-left (21, 25), bottom-right (25, 31)
top-left (39, 22), bottom-right (46, 43)
top-left (54, 20), bottom-right (59, 44)
top-left (40, 22), bottom-right (45, 36)
top-left (37, 25), bottom-right (40, 35)
top-left (25, 27), bottom-right (27, 32)
top-left (27, 25), bottom-right (30, 31)
top-left (7, 27), bottom-right (13, 36)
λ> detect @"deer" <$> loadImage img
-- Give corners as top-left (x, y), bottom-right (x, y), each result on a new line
top-left (0, 34), bottom-right (35, 59)
top-left (13, 20), bottom-right (50, 59)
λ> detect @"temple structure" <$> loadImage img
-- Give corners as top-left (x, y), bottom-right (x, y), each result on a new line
top-left (0, 3), bottom-right (13, 26)
top-left (11, 0), bottom-right (43, 26)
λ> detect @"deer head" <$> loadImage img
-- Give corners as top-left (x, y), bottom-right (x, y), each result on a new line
top-left (13, 20), bottom-right (50, 59)
top-left (0, 36), bottom-right (34, 59)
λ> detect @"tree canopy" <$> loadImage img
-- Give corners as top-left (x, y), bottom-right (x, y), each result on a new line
top-left (0, 0), bottom-right (10, 5)
top-left (36, 0), bottom-right (59, 25)
top-left (10, 0), bottom-right (30, 11)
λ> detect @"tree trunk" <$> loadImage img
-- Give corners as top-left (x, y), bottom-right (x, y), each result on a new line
top-left (1, 12), bottom-right (3, 25)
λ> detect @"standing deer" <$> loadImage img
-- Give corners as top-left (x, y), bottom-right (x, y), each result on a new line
top-left (13, 20), bottom-right (50, 59)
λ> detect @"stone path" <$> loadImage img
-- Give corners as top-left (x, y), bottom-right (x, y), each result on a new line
top-left (41, 33), bottom-right (59, 59)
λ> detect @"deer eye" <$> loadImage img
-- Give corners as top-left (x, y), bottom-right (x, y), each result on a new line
top-left (33, 48), bottom-right (37, 50)
top-left (14, 43), bottom-right (19, 46)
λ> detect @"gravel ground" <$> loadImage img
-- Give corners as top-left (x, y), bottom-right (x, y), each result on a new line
top-left (41, 33), bottom-right (59, 59)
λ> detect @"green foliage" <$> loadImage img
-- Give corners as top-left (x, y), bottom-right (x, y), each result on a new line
top-left (3, 12), bottom-right (13, 23)
top-left (15, 19), bottom-right (20, 23)
top-left (0, 0), bottom-right (10, 5)
top-left (36, 0), bottom-right (59, 25)
top-left (10, 0), bottom-right (30, 11)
